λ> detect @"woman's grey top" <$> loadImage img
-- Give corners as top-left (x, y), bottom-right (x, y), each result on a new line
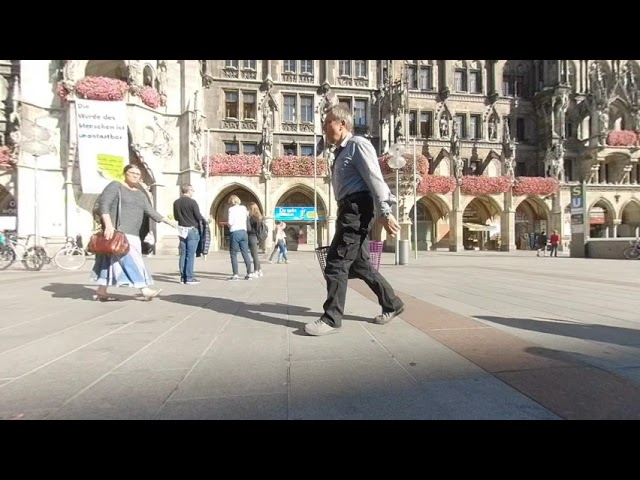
top-left (97, 181), bottom-right (164, 236)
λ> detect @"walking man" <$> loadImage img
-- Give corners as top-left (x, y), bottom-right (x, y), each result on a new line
top-left (304, 104), bottom-right (405, 336)
top-left (173, 184), bottom-right (205, 284)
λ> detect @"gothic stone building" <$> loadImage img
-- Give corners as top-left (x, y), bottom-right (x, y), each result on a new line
top-left (0, 60), bottom-right (639, 255)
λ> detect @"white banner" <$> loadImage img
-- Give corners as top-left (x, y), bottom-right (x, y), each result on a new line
top-left (76, 99), bottom-right (129, 194)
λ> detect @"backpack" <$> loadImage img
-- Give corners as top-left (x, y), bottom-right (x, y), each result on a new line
top-left (257, 221), bottom-right (269, 242)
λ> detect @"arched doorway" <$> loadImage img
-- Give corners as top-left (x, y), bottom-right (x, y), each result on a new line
top-left (409, 194), bottom-right (450, 250)
top-left (588, 199), bottom-right (615, 238)
top-left (618, 200), bottom-right (640, 237)
top-left (515, 197), bottom-right (550, 250)
top-left (274, 187), bottom-right (327, 251)
top-left (462, 197), bottom-right (502, 250)
top-left (211, 185), bottom-right (261, 251)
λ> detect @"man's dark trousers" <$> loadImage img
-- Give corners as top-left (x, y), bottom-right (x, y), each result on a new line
top-left (321, 192), bottom-right (403, 328)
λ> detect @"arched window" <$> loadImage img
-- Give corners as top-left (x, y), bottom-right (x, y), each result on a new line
top-left (503, 61), bottom-right (531, 98)
top-left (143, 65), bottom-right (154, 87)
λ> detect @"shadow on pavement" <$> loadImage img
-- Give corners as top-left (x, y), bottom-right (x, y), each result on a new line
top-left (41, 282), bottom-right (135, 301)
top-left (161, 293), bottom-right (372, 333)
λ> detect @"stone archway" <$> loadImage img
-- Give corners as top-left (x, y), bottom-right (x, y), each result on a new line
top-left (514, 197), bottom-right (551, 250)
top-left (85, 60), bottom-right (128, 80)
top-left (618, 199), bottom-right (640, 237)
top-left (273, 185), bottom-right (328, 251)
top-left (408, 194), bottom-right (450, 250)
top-left (211, 185), bottom-right (261, 251)
top-left (462, 196), bottom-right (502, 250)
top-left (588, 198), bottom-right (615, 238)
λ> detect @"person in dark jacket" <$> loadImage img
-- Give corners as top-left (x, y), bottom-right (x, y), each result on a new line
top-left (173, 183), bottom-right (206, 284)
top-left (536, 231), bottom-right (548, 257)
top-left (246, 202), bottom-right (265, 277)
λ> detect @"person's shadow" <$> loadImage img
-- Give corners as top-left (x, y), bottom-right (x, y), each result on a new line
top-left (42, 283), bottom-right (134, 301)
top-left (161, 293), bottom-right (372, 334)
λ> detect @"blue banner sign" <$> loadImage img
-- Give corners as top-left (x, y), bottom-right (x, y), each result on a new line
top-left (274, 207), bottom-right (325, 222)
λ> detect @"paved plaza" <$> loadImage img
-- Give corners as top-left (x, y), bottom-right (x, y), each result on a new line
top-left (0, 248), bottom-right (639, 420)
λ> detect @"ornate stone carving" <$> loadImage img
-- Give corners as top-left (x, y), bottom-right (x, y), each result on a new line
top-left (62, 60), bottom-right (78, 90)
top-left (299, 74), bottom-right (314, 84)
top-left (260, 75), bottom-right (277, 180)
top-left (281, 73), bottom-right (297, 83)
top-left (488, 114), bottom-right (499, 141)
top-left (544, 142), bottom-right (564, 181)
top-left (157, 60), bottom-right (168, 104)
top-left (282, 122), bottom-right (298, 132)
top-left (241, 120), bottom-right (257, 130)
top-left (223, 68), bottom-right (238, 78)
top-left (241, 69), bottom-right (257, 80)
top-left (337, 76), bottom-right (352, 86)
top-left (222, 119), bottom-right (240, 129)
top-left (128, 60), bottom-right (142, 90)
top-left (354, 78), bottom-right (368, 88)
top-left (200, 60), bottom-right (214, 88)
top-left (299, 123), bottom-right (314, 133)
top-left (439, 111), bottom-right (450, 138)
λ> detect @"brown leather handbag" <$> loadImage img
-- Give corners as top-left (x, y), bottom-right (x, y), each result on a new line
top-left (88, 188), bottom-right (130, 255)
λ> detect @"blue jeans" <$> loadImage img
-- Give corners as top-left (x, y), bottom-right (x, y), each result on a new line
top-left (229, 230), bottom-right (252, 275)
top-left (179, 228), bottom-right (200, 282)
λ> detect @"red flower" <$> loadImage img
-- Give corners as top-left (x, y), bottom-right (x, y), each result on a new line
top-left (417, 175), bottom-right (457, 194)
top-left (0, 146), bottom-right (17, 169)
top-left (272, 156), bottom-right (328, 176)
top-left (460, 176), bottom-right (513, 195)
top-left (512, 176), bottom-right (559, 196)
top-left (75, 76), bottom-right (129, 101)
top-left (138, 86), bottom-right (162, 109)
top-left (56, 82), bottom-right (71, 102)
top-left (607, 130), bottom-right (638, 146)
top-left (204, 154), bottom-right (262, 175)
top-left (378, 153), bottom-right (429, 175)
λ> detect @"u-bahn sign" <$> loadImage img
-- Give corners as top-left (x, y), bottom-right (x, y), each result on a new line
top-left (570, 182), bottom-right (586, 234)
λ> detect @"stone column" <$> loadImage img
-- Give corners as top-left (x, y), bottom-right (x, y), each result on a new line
top-left (500, 190), bottom-right (516, 251)
top-left (449, 186), bottom-right (464, 251)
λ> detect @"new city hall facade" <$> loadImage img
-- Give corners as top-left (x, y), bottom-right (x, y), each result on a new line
top-left (1, 60), bottom-right (639, 256)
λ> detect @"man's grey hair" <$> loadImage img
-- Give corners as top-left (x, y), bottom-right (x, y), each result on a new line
top-left (325, 104), bottom-right (353, 131)
top-left (180, 183), bottom-right (192, 194)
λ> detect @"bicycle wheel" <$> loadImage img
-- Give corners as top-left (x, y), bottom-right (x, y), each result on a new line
top-left (54, 246), bottom-right (87, 270)
top-left (22, 246), bottom-right (49, 271)
top-left (622, 247), bottom-right (640, 260)
top-left (0, 245), bottom-right (16, 270)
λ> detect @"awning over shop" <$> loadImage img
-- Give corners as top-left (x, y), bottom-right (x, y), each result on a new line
top-left (463, 222), bottom-right (493, 232)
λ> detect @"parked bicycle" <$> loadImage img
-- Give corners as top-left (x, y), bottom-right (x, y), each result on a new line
top-left (623, 238), bottom-right (640, 260)
top-left (52, 236), bottom-right (87, 270)
top-left (0, 232), bottom-right (50, 271)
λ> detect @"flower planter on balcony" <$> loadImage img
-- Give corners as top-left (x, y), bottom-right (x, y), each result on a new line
top-left (0, 146), bottom-right (17, 169)
top-left (417, 175), bottom-right (457, 194)
top-left (73, 76), bottom-right (130, 101)
top-left (512, 176), bottom-right (560, 196)
top-left (271, 156), bottom-right (328, 176)
top-left (138, 86), bottom-right (163, 109)
top-left (204, 154), bottom-right (262, 175)
top-left (378, 153), bottom-right (429, 175)
top-left (460, 175), bottom-right (513, 195)
top-left (606, 130), bottom-right (639, 147)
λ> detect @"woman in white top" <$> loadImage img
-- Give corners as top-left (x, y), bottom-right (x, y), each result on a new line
top-left (227, 194), bottom-right (254, 280)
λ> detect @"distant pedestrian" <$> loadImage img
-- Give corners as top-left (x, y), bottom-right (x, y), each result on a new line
top-left (226, 195), bottom-right (254, 280)
top-left (536, 231), bottom-right (548, 257)
top-left (173, 183), bottom-right (206, 284)
top-left (549, 230), bottom-right (560, 257)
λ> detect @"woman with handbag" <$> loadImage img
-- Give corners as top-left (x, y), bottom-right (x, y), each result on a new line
top-left (90, 164), bottom-right (177, 301)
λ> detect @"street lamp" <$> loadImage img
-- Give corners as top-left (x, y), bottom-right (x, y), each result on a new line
top-left (19, 118), bottom-right (56, 246)
top-left (387, 142), bottom-right (406, 265)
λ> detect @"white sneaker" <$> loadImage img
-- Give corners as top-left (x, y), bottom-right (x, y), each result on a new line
top-left (256, 270), bottom-right (263, 277)
top-left (228, 274), bottom-right (240, 281)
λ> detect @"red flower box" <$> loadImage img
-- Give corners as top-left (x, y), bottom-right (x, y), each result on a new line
top-left (0, 146), bottom-right (17, 168)
top-left (417, 175), bottom-right (457, 194)
top-left (460, 175), bottom-right (513, 195)
top-left (607, 130), bottom-right (638, 147)
top-left (272, 156), bottom-right (328, 176)
top-left (204, 154), bottom-right (262, 175)
top-left (74, 76), bottom-right (130, 101)
top-left (139, 86), bottom-right (162, 109)
top-left (512, 176), bottom-right (560, 196)
top-left (378, 153), bottom-right (429, 175)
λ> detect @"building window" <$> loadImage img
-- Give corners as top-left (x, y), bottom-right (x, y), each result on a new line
top-left (225, 91), bottom-right (238, 118)
top-left (243, 143), bottom-right (257, 155)
top-left (454, 114), bottom-right (465, 138)
top-left (300, 144), bottom-right (314, 157)
top-left (469, 114), bottom-right (481, 139)
top-left (242, 60), bottom-right (256, 70)
top-left (339, 97), bottom-right (351, 110)
top-left (283, 143), bottom-right (297, 156)
top-left (515, 162), bottom-right (526, 177)
top-left (503, 62), bottom-right (530, 98)
top-left (225, 60), bottom-right (238, 68)
top-left (469, 70), bottom-right (481, 93)
top-left (301, 95), bottom-right (314, 123)
top-left (355, 60), bottom-right (367, 77)
top-left (339, 60), bottom-right (351, 77)
top-left (301, 60), bottom-right (313, 75)
top-left (284, 60), bottom-right (296, 73)
top-left (407, 65), bottom-right (417, 89)
top-left (564, 158), bottom-right (573, 182)
top-left (469, 159), bottom-right (480, 175)
top-left (409, 110), bottom-right (417, 136)
top-left (419, 66), bottom-right (432, 90)
top-left (454, 70), bottom-right (467, 92)
top-left (354, 99), bottom-right (367, 127)
top-left (283, 94), bottom-right (296, 122)
top-left (224, 142), bottom-right (239, 155)
top-left (243, 92), bottom-right (256, 120)
top-left (516, 117), bottom-right (526, 142)
top-left (420, 111), bottom-right (432, 138)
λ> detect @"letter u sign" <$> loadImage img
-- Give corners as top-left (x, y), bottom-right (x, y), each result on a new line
top-left (571, 197), bottom-right (582, 208)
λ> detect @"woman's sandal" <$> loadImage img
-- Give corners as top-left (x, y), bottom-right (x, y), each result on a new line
top-left (141, 288), bottom-right (162, 301)
top-left (93, 294), bottom-right (118, 302)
